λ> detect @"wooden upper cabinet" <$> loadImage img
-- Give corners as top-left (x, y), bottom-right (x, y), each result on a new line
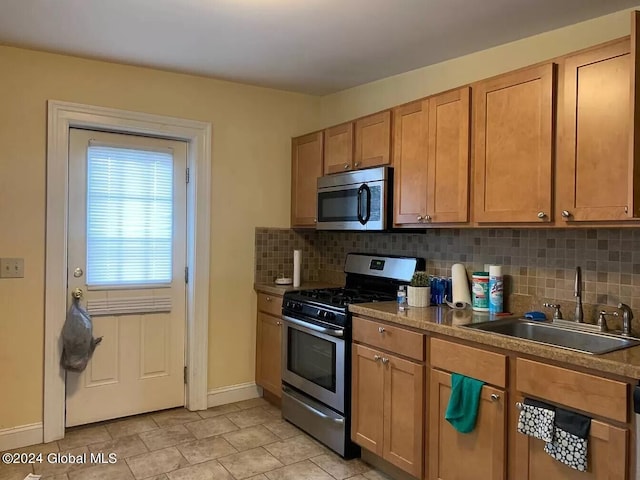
top-left (474, 64), bottom-right (555, 223)
top-left (324, 122), bottom-right (354, 174)
top-left (291, 131), bottom-right (323, 227)
top-left (355, 110), bottom-right (392, 169)
top-left (393, 99), bottom-right (429, 226)
top-left (429, 368), bottom-right (506, 480)
top-left (393, 88), bottom-right (470, 226)
top-left (427, 87), bottom-right (471, 223)
top-left (558, 38), bottom-right (635, 222)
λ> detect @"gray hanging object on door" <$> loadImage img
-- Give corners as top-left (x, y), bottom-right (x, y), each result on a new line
top-left (61, 299), bottom-right (102, 372)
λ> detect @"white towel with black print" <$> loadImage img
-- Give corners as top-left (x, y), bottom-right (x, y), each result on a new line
top-left (517, 398), bottom-right (555, 442)
top-left (544, 407), bottom-right (591, 472)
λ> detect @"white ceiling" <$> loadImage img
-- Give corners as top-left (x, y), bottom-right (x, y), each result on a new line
top-left (0, 0), bottom-right (638, 95)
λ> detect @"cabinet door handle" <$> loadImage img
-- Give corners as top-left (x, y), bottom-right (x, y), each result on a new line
top-left (381, 357), bottom-right (389, 365)
top-left (490, 393), bottom-right (500, 401)
top-left (561, 210), bottom-right (571, 218)
top-left (373, 354), bottom-right (382, 362)
top-left (266, 296), bottom-right (272, 301)
top-left (378, 327), bottom-right (385, 333)
top-left (424, 215), bottom-right (432, 222)
top-left (416, 215), bottom-right (423, 222)
top-left (537, 211), bottom-right (547, 220)
top-left (354, 161), bottom-right (360, 167)
top-left (344, 163), bottom-right (350, 170)
top-left (276, 321), bottom-right (282, 326)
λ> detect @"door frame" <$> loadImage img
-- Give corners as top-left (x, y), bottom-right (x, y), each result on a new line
top-left (44, 100), bottom-right (211, 442)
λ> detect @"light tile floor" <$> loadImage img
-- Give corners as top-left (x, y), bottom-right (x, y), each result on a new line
top-left (1, 398), bottom-right (391, 480)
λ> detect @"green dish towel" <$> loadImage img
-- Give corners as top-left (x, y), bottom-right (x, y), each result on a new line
top-left (445, 373), bottom-right (485, 433)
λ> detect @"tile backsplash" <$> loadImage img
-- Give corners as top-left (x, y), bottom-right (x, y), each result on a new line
top-left (255, 227), bottom-right (640, 326)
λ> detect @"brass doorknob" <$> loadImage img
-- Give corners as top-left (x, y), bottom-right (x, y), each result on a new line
top-left (72, 288), bottom-right (84, 300)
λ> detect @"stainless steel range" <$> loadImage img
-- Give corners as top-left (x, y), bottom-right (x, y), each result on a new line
top-left (281, 253), bottom-right (425, 458)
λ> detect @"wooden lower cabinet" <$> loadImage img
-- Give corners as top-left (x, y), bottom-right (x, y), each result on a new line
top-left (352, 344), bottom-right (384, 454)
top-left (514, 357), bottom-right (630, 479)
top-left (255, 293), bottom-right (283, 398)
top-left (514, 409), bottom-right (628, 479)
top-left (428, 368), bottom-right (506, 480)
top-left (352, 343), bottom-right (424, 478)
top-left (256, 312), bottom-right (282, 397)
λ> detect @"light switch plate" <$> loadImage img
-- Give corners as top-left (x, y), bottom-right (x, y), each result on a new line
top-left (0, 258), bottom-right (24, 278)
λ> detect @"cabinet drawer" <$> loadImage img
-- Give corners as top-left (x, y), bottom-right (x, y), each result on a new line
top-left (516, 358), bottom-right (628, 422)
top-left (257, 293), bottom-right (283, 317)
top-left (353, 317), bottom-right (425, 361)
top-left (430, 338), bottom-right (507, 388)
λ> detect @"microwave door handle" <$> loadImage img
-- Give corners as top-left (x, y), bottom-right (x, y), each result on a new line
top-left (357, 184), bottom-right (365, 225)
top-left (360, 183), bottom-right (371, 224)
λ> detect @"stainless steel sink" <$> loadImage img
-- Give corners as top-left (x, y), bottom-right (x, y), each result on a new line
top-left (463, 318), bottom-right (640, 354)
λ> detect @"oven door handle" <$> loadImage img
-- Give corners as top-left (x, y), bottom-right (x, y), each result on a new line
top-left (282, 315), bottom-right (344, 338)
top-left (283, 386), bottom-right (345, 424)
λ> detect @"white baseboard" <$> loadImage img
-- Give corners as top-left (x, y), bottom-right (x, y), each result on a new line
top-left (207, 382), bottom-right (262, 408)
top-left (0, 423), bottom-right (43, 452)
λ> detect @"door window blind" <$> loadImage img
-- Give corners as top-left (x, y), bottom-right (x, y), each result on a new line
top-left (86, 145), bottom-right (173, 287)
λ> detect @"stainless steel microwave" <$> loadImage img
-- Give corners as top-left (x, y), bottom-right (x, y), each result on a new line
top-left (316, 166), bottom-right (391, 230)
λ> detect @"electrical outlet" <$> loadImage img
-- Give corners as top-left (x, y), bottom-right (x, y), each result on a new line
top-left (0, 258), bottom-right (24, 278)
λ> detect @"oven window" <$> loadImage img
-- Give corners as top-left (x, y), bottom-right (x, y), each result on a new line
top-left (287, 328), bottom-right (337, 392)
top-left (317, 186), bottom-right (381, 223)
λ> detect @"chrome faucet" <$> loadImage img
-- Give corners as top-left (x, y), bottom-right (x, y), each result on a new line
top-left (543, 303), bottom-right (563, 320)
top-left (618, 303), bottom-right (634, 337)
top-left (574, 266), bottom-right (584, 323)
top-left (597, 310), bottom-right (618, 333)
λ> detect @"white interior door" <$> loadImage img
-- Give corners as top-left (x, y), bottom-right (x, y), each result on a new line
top-left (65, 128), bottom-right (187, 427)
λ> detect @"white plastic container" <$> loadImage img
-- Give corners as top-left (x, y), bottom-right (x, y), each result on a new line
top-left (472, 272), bottom-right (489, 312)
top-left (397, 285), bottom-right (407, 312)
top-left (489, 265), bottom-right (503, 314)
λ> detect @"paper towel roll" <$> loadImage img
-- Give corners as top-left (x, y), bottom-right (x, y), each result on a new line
top-left (450, 263), bottom-right (471, 308)
top-left (293, 250), bottom-right (302, 287)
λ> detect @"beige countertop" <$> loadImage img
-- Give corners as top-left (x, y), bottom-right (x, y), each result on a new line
top-left (349, 302), bottom-right (640, 380)
top-left (254, 281), bottom-right (340, 296)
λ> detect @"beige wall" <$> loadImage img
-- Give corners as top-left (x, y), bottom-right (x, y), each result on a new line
top-left (319, 8), bottom-right (635, 127)
top-left (0, 46), bottom-right (319, 429)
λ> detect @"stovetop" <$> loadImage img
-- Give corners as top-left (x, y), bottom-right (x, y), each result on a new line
top-left (282, 253), bottom-right (424, 330)
top-left (293, 287), bottom-right (396, 308)
top-left (282, 287), bottom-right (396, 330)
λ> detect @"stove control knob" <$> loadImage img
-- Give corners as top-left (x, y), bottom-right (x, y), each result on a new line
top-left (295, 303), bottom-right (303, 311)
top-left (326, 312), bottom-right (335, 321)
top-left (285, 301), bottom-right (291, 309)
